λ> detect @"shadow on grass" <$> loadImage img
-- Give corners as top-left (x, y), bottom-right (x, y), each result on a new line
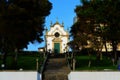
top-left (75, 55), bottom-right (117, 71)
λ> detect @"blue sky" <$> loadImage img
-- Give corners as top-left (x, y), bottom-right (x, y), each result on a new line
top-left (24, 0), bottom-right (81, 51)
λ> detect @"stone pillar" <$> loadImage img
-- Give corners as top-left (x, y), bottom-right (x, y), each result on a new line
top-left (36, 59), bottom-right (39, 71)
top-left (73, 58), bottom-right (76, 71)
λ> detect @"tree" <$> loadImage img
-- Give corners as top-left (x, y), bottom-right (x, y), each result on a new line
top-left (91, 0), bottom-right (120, 63)
top-left (69, 1), bottom-right (97, 68)
top-left (0, 0), bottom-right (52, 68)
top-left (70, 0), bottom-right (120, 65)
top-left (70, 0), bottom-right (96, 51)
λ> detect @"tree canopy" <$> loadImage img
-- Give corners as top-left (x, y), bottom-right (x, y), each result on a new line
top-left (0, 0), bottom-right (52, 52)
top-left (70, 0), bottom-right (120, 61)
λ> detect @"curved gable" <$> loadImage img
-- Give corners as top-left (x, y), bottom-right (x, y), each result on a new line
top-left (47, 22), bottom-right (68, 36)
top-left (45, 21), bottom-right (69, 53)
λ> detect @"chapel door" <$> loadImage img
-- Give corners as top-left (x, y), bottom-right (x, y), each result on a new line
top-left (54, 43), bottom-right (60, 54)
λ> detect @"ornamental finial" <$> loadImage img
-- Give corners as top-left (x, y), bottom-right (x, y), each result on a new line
top-left (56, 17), bottom-right (59, 24)
top-left (50, 21), bottom-right (52, 26)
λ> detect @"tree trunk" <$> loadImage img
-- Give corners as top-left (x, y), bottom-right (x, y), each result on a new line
top-left (14, 48), bottom-right (18, 62)
top-left (2, 52), bottom-right (7, 69)
top-left (88, 57), bottom-right (91, 67)
top-left (104, 43), bottom-right (108, 54)
top-left (88, 49), bottom-right (91, 67)
top-left (111, 40), bottom-right (117, 65)
top-left (105, 43), bottom-right (110, 60)
top-left (96, 49), bottom-right (100, 61)
top-left (100, 44), bottom-right (103, 60)
top-left (1, 37), bottom-right (7, 69)
top-left (71, 52), bottom-right (73, 69)
top-left (13, 48), bottom-right (18, 69)
top-left (100, 51), bottom-right (102, 60)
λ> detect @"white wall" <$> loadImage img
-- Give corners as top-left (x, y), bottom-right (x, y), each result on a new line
top-left (68, 71), bottom-right (120, 80)
top-left (0, 71), bottom-right (41, 80)
top-left (46, 22), bottom-right (69, 53)
top-left (61, 37), bottom-right (68, 52)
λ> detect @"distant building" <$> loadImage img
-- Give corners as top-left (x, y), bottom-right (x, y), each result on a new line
top-left (102, 42), bottom-right (120, 52)
top-left (44, 21), bottom-right (69, 54)
top-left (73, 16), bottom-right (78, 23)
top-left (38, 47), bottom-right (45, 52)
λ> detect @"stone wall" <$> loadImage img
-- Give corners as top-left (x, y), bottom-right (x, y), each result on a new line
top-left (68, 71), bottom-right (120, 80)
top-left (0, 71), bottom-right (41, 80)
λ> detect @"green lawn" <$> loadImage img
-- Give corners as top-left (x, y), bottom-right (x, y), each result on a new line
top-left (75, 55), bottom-right (118, 71)
top-left (0, 52), bottom-right (44, 70)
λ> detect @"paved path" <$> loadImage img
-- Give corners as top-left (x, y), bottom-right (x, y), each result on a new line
top-left (43, 54), bottom-right (71, 80)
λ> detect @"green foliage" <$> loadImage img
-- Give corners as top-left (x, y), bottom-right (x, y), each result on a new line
top-left (70, 0), bottom-right (120, 61)
top-left (75, 55), bottom-right (117, 71)
top-left (0, 53), bottom-right (44, 70)
top-left (0, 0), bottom-right (52, 51)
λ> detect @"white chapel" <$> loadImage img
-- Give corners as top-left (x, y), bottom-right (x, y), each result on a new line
top-left (45, 21), bottom-right (69, 54)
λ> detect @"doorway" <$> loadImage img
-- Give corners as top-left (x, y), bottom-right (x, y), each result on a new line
top-left (54, 43), bottom-right (60, 54)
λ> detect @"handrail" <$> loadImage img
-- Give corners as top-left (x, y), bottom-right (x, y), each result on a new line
top-left (40, 52), bottom-right (49, 79)
top-left (66, 53), bottom-right (72, 70)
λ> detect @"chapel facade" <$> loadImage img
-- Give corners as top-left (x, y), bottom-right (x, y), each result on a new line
top-left (45, 21), bottom-right (69, 54)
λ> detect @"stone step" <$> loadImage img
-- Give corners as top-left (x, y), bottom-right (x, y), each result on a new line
top-left (44, 70), bottom-right (70, 75)
top-left (43, 56), bottom-right (70, 80)
top-left (43, 70), bottom-right (69, 80)
top-left (43, 74), bottom-right (68, 80)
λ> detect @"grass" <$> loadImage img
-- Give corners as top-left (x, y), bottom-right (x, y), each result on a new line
top-left (0, 52), bottom-right (44, 70)
top-left (75, 55), bottom-right (118, 71)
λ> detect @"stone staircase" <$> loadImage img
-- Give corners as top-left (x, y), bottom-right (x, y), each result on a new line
top-left (43, 54), bottom-right (71, 80)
